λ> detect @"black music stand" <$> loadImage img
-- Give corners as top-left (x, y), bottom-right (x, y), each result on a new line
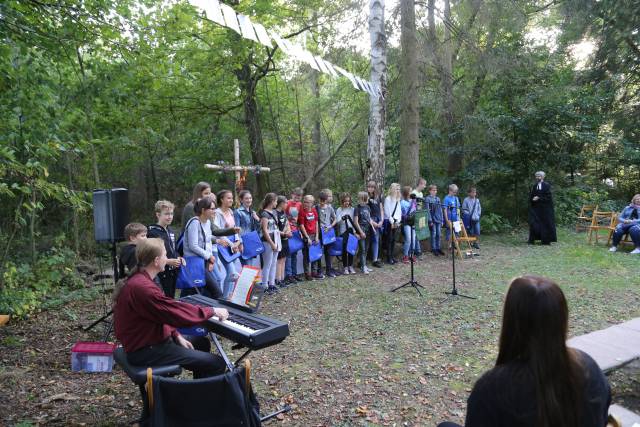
top-left (390, 220), bottom-right (425, 296)
top-left (440, 205), bottom-right (475, 303)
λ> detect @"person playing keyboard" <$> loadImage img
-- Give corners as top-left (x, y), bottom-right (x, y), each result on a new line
top-left (113, 238), bottom-right (230, 378)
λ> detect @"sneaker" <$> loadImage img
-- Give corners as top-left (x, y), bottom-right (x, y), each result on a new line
top-left (349, 266), bottom-right (357, 274)
top-left (609, 246), bottom-right (617, 252)
top-left (327, 271), bottom-right (337, 278)
top-left (295, 275), bottom-right (305, 282)
top-left (437, 250), bottom-right (446, 256)
top-left (361, 268), bottom-right (369, 274)
top-left (305, 273), bottom-right (313, 281)
top-left (631, 248), bottom-right (640, 254)
top-left (472, 242), bottom-right (480, 249)
top-left (314, 272), bottom-right (325, 280)
top-left (343, 267), bottom-right (350, 275)
top-left (364, 266), bottom-right (373, 273)
top-left (411, 255), bottom-right (417, 262)
top-left (402, 256), bottom-right (409, 264)
top-left (373, 260), bottom-right (383, 268)
top-left (266, 285), bottom-right (279, 295)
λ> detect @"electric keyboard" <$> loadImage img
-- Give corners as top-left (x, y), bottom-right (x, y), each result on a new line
top-left (180, 294), bottom-right (290, 350)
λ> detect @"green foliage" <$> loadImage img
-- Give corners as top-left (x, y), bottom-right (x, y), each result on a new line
top-left (553, 186), bottom-right (625, 225)
top-left (480, 213), bottom-right (513, 234)
top-left (0, 245), bottom-right (84, 317)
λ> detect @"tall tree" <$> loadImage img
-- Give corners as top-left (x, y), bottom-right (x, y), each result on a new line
top-left (366, 0), bottom-right (388, 190)
top-left (398, 0), bottom-right (420, 187)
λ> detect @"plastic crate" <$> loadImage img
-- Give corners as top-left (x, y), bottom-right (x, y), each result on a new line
top-left (71, 341), bottom-right (117, 373)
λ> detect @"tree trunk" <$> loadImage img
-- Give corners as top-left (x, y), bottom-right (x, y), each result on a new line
top-left (367, 0), bottom-right (388, 193)
top-left (442, 0), bottom-right (462, 177)
top-left (236, 62), bottom-right (269, 197)
top-left (264, 78), bottom-right (288, 186)
top-left (311, 70), bottom-right (326, 191)
top-left (76, 47), bottom-right (100, 187)
top-left (399, 0), bottom-right (420, 187)
top-left (65, 151), bottom-right (80, 254)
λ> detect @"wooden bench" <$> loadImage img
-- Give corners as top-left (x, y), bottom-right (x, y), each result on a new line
top-left (568, 318), bottom-right (640, 426)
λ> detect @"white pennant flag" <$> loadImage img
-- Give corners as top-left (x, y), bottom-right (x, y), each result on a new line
top-left (206, 0), bottom-right (225, 26)
top-left (322, 60), bottom-right (339, 77)
top-left (220, 3), bottom-right (241, 35)
top-left (236, 14), bottom-right (258, 42)
top-left (314, 55), bottom-right (331, 74)
top-left (270, 31), bottom-right (291, 54)
top-left (252, 22), bottom-right (272, 48)
top-left (335, 65), bottom-right (361, 90)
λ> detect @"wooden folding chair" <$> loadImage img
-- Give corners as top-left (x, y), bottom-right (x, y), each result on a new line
top-left (452, 222), bottom-right (476, 259)
top-left (576, 204), bottom-right (598, 232)
top-left (588, 211), bottom-right (617, 245)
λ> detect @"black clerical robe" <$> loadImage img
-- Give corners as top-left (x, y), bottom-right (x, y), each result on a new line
top-left (528, 181), bottom-right (557, 244)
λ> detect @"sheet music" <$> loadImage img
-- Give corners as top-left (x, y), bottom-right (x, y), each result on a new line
top-left (230, 265), bottom-right (260, 306)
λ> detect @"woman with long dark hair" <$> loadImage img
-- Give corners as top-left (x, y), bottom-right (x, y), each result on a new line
top-left (438, 275), bottom-right (610, 427)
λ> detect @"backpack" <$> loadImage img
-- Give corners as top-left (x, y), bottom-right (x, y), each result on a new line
top-left (176, 217), bottom-right (199, 256)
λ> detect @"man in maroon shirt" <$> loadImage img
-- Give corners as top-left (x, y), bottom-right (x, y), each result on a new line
top-left (114, 238), bottom-right (230, 378)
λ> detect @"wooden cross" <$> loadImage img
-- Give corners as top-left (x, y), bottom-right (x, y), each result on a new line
top-left (204, 139), bottom-right (271, 195)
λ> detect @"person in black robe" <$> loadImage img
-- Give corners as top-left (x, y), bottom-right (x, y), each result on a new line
top-left (527, 171), bottom-right (557, 244)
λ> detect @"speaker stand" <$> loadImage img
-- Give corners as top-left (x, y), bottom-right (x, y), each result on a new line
top-left (84, 241), bottom-right (117, 341)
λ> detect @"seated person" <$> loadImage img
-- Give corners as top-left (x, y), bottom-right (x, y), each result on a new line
top-left (113, 238), bottom-right (229, 379)
top-left (609, 194), bottom-right (640, 254)
top-left (438, 275), bottom-right (610, 427)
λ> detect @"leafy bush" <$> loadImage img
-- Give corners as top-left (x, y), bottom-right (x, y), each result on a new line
top-left (480, 213), bottom-right (513, 234)
top-left (554, 186), bottom-right (626, 225)
top-left (0, 245), bottom-right (84, 317)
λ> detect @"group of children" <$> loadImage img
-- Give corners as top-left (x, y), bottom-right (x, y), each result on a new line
top-left (117, 179), bottom-right (482, 299)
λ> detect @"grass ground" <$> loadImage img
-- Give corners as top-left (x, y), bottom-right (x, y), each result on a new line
top-left (0, 228), bottom-right (638, 426)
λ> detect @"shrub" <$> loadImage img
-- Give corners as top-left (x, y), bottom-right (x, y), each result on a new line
top-left (480, 213), bottom-right (513, 234)
top-left (554, 186), bottom-right (625, 225)
top-left (0, 245), bottom-right (84, 317)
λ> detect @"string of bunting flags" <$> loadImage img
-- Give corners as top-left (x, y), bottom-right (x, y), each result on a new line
top-left (187, 0), bottom-right (382, 98)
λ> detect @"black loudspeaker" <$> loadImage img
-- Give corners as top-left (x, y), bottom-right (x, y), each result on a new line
top-left (93, 188), bottom-right (129, 243)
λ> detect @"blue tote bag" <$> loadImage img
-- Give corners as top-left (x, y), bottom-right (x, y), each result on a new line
top-left (329, 238), bottom-right (343, 256)
top-left (218, 235), bottom-right (242, 263)
top-left (346, 233), bottom-right (358, 256)
top-left (176, 256), bottom-right (206, 289)
top-left (241, 230), bottom-right (265, 260)
top-left (309, 241), bottom-right (323, 262)
top-left (288, 231), bottom-right (304, 254)
top-left (321, 227), bottom-right (336, 245)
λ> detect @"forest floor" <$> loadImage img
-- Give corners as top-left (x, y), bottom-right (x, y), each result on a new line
top-left (1, 228), bottom-right (639, 426)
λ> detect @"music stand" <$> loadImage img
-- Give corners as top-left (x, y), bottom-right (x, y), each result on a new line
top-left (390, 218), bottom-right (425, 296)
top-left (440, 205), bottom-right (475, 303)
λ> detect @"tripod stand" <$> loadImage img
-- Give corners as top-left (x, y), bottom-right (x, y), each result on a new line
top-left (83, 241), bottom-right (117, 341)
top-left (391, 221), bottom-right (425, 296)
top-left (440, 206), bottom-right (475, 303)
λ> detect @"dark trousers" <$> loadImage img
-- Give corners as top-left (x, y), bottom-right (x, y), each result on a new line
top-left (385, 226), bottom-right (398, 261)
top-left (126, 337), bottom-right (225, 379)
top-left (319, 230), bottom-right (333, 273)
top-left (158, 269), bottom-right (178, 298)
top-left (341, 231), bottom-right (354, 268)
